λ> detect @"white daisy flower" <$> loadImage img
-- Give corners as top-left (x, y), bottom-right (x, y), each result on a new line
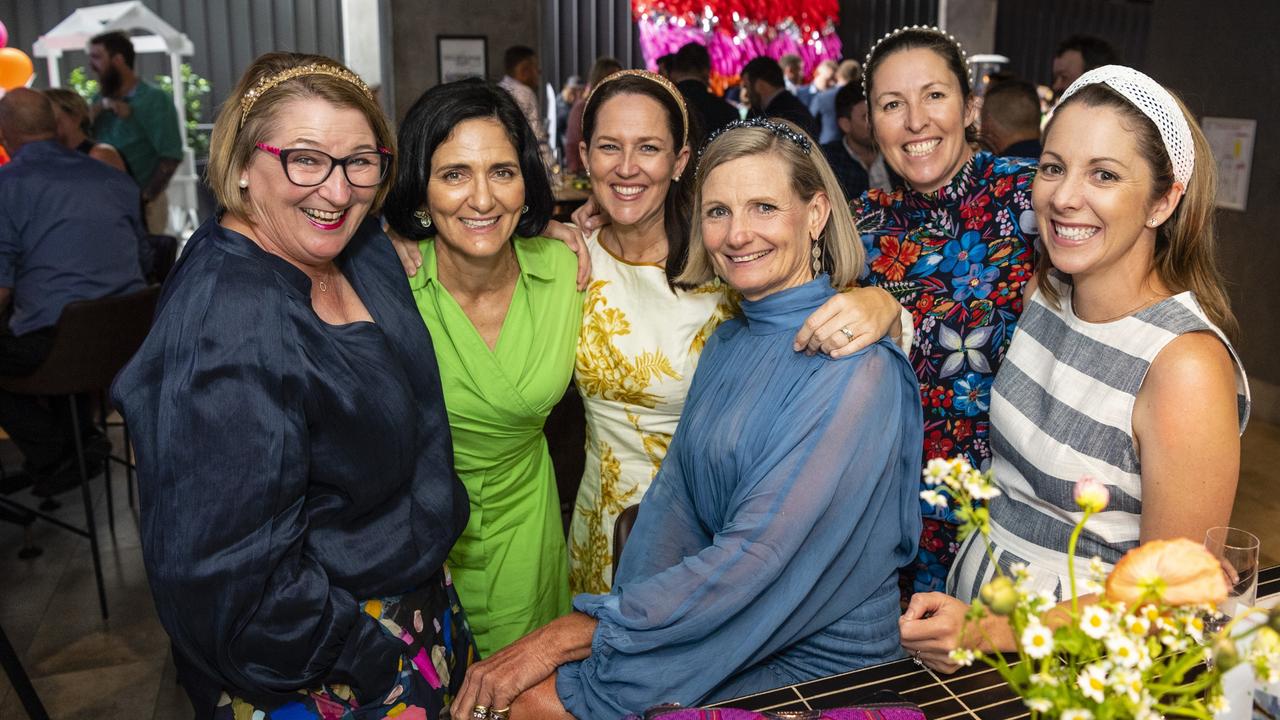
top-left (1076, 662), bottom-right (1109, 703)
top-left (1183, 613), bottom-right (1205, 643)
top-left (1024, 698), bottom-right (1053, 713)
top-left (1122, 614), bottom-right (1151, 637)
top-left (1080, 605), bottom-right (1112, 640)
top-left (1061, 709), bottom-right (1094, 720)
top-left (919, 489), bottom-right (949, 510)
top-left (923, 458), bottom-right (952, 486)
top-left (1105, 634), bottom-right (1141, 668)
top-left (1110, 667), bottom-right (1143, 704)
top-left (1207, 694), bottom-right (1230, 715)
top-left (948, 648), bottom-right (976, 667)
top-left (1022, 621), bottom-right (1055, 659)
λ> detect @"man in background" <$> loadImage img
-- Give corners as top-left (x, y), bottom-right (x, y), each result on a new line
top-left (1051, 34), bottom-right (1118, 97)
top-left (0, 89), bottom-right (145, 495)
top-left (556, 75), bottom-right (585, 160)
top-left (809, 59), bottom-right (860, 144)
top-left (671, 42), bottom-right (738, 138)
top-left (820, 83), bottom-right (895, 202)
top-left (779, 53), bottom-right (805, 94)
top-left (499, 45), bottom-right (550, 160)
top-left (980, 79), bottom-right (1044, 159)
top-left (741, 56), bottom-right (819, 139)
top-left (89, 30), bottom-right (182, 235)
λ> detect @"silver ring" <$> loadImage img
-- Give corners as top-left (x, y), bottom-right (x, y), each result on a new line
top-left (471, 706), bottom-right (489, 720)
top-left (911, 649), bottom-right (924, 667)
top-left (839, 326), bottom-right (854, 340)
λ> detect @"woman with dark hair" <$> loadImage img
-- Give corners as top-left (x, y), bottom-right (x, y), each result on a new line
top-left (383, 79), bottom-right (581, 657)
top-left (852, 26), bottom-right (1041, 597)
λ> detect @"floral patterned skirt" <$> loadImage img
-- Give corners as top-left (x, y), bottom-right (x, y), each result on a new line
top-left (899, 519), bottom-right (961, 605)
top-left (213, 568), bottom-right (476, 720)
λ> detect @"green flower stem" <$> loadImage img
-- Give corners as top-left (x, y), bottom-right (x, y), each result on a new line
top-left (1066, 509), bottom-right (1092, 616)
top-left (1154, 701), bottom-right (1212, 720)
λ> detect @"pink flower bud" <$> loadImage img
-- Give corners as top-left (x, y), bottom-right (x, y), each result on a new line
top-left (1074, 475), bottom-right (1110, 513)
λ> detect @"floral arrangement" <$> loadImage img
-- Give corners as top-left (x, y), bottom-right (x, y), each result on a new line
top-left (922, 458), bottom-right (1280, 720)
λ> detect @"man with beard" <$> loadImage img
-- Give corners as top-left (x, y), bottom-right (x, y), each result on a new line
top-left (88, 31), bottom-right (182, 235)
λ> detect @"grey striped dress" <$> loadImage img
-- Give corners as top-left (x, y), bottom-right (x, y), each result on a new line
top-left (948, 275), bottom-right (1250, 603)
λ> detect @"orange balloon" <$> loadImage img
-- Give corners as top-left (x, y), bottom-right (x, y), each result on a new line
top-left (0, 47), bottom-right (33, 90)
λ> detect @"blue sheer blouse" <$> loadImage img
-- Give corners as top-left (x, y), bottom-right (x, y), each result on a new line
top-left (556, 275), bottom-right (924, 718)
top-left (112, 218), bottom-right (468, 713)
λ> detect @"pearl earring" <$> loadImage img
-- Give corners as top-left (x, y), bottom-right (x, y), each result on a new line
top-left (238, 177), bottom-right (249, 189)
top-left (1148, 217), bottom-right (1158, 227)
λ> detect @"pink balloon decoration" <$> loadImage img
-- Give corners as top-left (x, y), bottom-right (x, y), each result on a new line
top-left (0, 20), bottom-right (7, 49)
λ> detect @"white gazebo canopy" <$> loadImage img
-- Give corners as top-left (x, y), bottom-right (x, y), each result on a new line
top-left (32, 1), bottom-right (199, 238)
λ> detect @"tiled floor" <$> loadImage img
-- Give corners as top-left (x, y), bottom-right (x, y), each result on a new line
top-left (1, 420), bottom-right (1278, 719)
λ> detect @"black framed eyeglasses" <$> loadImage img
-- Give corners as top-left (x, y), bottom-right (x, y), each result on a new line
top-left (256, 143), bottom-right (393, 188)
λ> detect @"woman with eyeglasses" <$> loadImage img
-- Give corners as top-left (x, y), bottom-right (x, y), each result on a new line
top-left (113, 53), bottom-right (476, 719)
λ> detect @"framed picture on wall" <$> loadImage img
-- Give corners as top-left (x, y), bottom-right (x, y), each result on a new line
top-left (438, 36), bottom-right (488, 84)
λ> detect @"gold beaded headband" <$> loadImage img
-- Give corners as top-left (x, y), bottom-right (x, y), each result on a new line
top-left (582, 69), bottom-right (690, 148)
top-left (239, 63), bottom-right (373, 128)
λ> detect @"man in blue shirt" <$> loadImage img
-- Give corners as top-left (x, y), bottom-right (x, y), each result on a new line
top-left (0, 88), bottom-right (145, 495)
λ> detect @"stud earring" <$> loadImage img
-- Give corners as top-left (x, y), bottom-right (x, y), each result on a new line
top-left (414, 210), bottom-right (432, 229)
top-left (238, 177), bottom-right (249, 189)
top-left (673, 175), bottom-right (681, 182)
top-left (1148, 217), bottom-right (1158, 227)
top-left (521, 205), bottom-right (529, 215)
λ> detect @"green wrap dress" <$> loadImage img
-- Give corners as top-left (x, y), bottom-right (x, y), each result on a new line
top-left (409, 236), bottom-right (583, 656)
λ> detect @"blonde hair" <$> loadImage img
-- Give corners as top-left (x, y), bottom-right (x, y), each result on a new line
top-left (1038, 84), bottom-right (1237, 340)
top-left (676, 121), bottom-right (863, 290)
top-left (43, 88), bottom-right (91, 133)
top-left (207, 52), bottom-right (395, 221)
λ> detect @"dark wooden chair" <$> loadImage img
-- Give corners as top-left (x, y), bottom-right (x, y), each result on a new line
top-left (612, 503), bottom-right (640, 583)
top-left (0, 285), bottom-right (160, 620)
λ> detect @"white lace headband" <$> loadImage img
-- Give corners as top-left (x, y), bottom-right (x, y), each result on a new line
top-left (1053, 65), bottom-right (1195, 186)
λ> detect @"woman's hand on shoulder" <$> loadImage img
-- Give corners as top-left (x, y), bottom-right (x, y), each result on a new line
top-left (898, 592), bottom-right (972, 674)
top-left (794, 286), bottom-right (904, 358)
top-left (384, 221), bottom-right (423, 276)
top-left (570, 195), bottom-right (609, 235)
top-left (542, 220), bottom-right (592, 289)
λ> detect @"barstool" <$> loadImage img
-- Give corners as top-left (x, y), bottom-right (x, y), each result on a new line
top-left (0, 286), bottom-right (160, 620)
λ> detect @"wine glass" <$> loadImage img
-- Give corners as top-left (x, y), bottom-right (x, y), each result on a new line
top-left (1203, 526), bottom-right (1260, 635)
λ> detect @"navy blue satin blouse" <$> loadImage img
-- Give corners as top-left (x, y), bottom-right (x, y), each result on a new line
top-left (112, 217), bottom-right (468, 714)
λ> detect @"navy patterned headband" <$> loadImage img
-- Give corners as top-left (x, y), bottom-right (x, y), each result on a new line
top-left (698, 117), bottom-right (813, 158)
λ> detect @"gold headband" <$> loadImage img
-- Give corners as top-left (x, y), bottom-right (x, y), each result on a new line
top-left (582, 69), bottom-right (689, 148)
top-left (239, 63), bottom-right (373, 128)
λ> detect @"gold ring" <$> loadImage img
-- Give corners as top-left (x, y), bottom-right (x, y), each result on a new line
top-left (471, 706), bottom-right (489, 720)
top-left (491, 708), bottom-right (511, 720)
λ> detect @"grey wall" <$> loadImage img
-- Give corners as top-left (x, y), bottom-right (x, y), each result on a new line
top-left (541, 0), bottom-right (641, 95)
top-left (995, 0), bottom-right (1150, 88)
top-left (1144, 0), bottom-right (1280, 421)
top-left (838, 0), bottom-right (940, 64)
top-left (1, 0), bottom-right (344, 127)
top-left (387, 0), bottom-right (542, 125)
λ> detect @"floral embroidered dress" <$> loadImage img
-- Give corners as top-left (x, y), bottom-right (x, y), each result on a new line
top-left (855, 150), bottom-right (1039, 594)
top-left (568, 228), bottom-right (735, 594)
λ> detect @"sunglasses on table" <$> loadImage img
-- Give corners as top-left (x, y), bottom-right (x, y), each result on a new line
top-left (255, 143), bottom-right (393, 188)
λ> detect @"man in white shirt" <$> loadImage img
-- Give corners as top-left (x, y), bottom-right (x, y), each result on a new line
top-left (498, 46), bottom-right (549, 155)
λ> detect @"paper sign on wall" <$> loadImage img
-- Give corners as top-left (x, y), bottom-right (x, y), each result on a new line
top-left (1202, 117), bottom-right (1256, 211)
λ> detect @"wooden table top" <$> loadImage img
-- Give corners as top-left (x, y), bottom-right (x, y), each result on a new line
top-left (715, 565), bottom-right (1280, 719)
